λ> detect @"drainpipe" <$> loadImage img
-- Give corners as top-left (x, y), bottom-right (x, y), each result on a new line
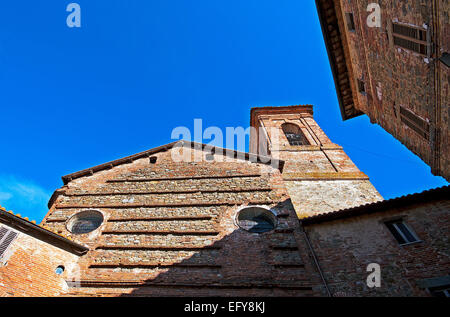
top-left (300, 222), bottom-right (332, 297)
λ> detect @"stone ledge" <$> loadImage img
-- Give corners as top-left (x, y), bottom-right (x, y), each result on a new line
top-left (277, 144), bottom-right (343, 151)
top-left (65, 187), bottom-right (273, 196)
top-left (67, 280), bottom-right (314, 290)
top-left (283, 171), bottom-right (369, 180)
top-left (54, 200), bottom-right (278, 209)
top-left (108, 174), bottom-right (263, 182)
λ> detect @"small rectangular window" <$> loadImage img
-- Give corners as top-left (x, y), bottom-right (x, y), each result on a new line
top-left (0, 226), bottom-right (18, 259)
top-left (439, 52), bottom-right (450, 67)
top-left (346, 13), bottom-right (355, 31)
top-left (385, 220), bottom-right (419, 245)
top-left (399, 106), bottom-right (430, 140)
top-left (392, 22), bottom-right (428, 55)
top-left (357, 79), bottom-right (365, 94)
top-left (429, 285), bottom-right (450, 297)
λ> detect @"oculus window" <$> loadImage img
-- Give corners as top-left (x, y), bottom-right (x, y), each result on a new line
top-left (237, 207), bottom-right (277, 233)
top-left (67, 210), bottom-right (104, 234)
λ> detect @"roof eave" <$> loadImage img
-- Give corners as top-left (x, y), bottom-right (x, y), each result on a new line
top-left (315, 0), bottom-right (362, 121)
top-left (0, 210), bottom-right (88, 256)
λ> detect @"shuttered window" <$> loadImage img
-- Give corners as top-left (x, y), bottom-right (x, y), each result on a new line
top-left (0, 226), bottom-right (8, 240)
top-left (392, 23), bottom-right (428, 55)
top-left (399, 106), bottom-right (430, 140)
top-left (0, 226), bottom-right (18, 259)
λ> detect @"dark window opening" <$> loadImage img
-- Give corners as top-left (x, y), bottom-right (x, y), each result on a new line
top-left (55, 265), bottom-right (65, 275)
top-left (149, 156), bottom-right (157, 164)
top-left (281, 123), bottom-right (309, 146)
top-left (358, 79), bottom-right (366, 94)
top-left (439, 52), bottom-right (450, 67)
top-left (429, 285), bottom-right (450, 297)
top-left (392, 22), bottom-right (428, 55)
top-left (385, 220), bottom-right (419, 245)
top-left (346, 13), bottom-right (355, 31)
top-left (237, 207), bottom-right (277, 233)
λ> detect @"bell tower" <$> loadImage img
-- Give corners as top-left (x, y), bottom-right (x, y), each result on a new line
top-left (250, 105), bottom-right (383, 218)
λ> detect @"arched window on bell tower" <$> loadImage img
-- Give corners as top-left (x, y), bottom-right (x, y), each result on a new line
top-left (282, 123), bottom-right (309, 146)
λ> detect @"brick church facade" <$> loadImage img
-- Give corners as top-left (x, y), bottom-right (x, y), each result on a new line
top-left (315, 0), bottom-right (449, 180)
top-left (1, 105), bottom-right (449, 297)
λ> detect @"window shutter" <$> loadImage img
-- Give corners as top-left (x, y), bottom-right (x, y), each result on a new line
top-left (392, 22), bottom-right (428, 55)
top-left (0, 226), bottom-right (8, 241)
top-left (0, 227), bottom-right (18, 259)
top-left (399, 106), bottom-right (430, 140)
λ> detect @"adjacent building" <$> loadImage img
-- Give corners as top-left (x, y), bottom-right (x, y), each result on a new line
top-left (302, 185), bottom-right (450, 297)
top-left (315, 0), bottom-right (449, 180)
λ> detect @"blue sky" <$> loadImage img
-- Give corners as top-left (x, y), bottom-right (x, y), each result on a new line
top-left (0, 1), bottom-right (447, 223)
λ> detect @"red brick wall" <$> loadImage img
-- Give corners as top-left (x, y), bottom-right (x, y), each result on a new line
top-left (0, 225), bottom-right (79, 297)
top-left (304, 199), bottom-right (450, 296)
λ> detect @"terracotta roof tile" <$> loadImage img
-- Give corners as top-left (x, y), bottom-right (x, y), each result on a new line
top-left (0, 205), bottom-right (88, 255)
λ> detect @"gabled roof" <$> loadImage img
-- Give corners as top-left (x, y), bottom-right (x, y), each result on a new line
top-left (301, 185), bottom-right (450, 225)
top-left (315, 0), bottom-right (363, 120)
top-left (0, 206), bottom-right (88, 256)
top-left (61, 141), bottom-right (284, 185)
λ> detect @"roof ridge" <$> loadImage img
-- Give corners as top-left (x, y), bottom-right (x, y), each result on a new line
top-left (61, 140), bottom-right (284, 185)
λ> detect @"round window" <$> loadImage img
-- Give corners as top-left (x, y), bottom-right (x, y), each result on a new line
top-left (67, 210), bottom-right (103, 234)
top-left (237, 207), bottom-right (277, 233)
top-left (55, 265), bottom-right (65, 275)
